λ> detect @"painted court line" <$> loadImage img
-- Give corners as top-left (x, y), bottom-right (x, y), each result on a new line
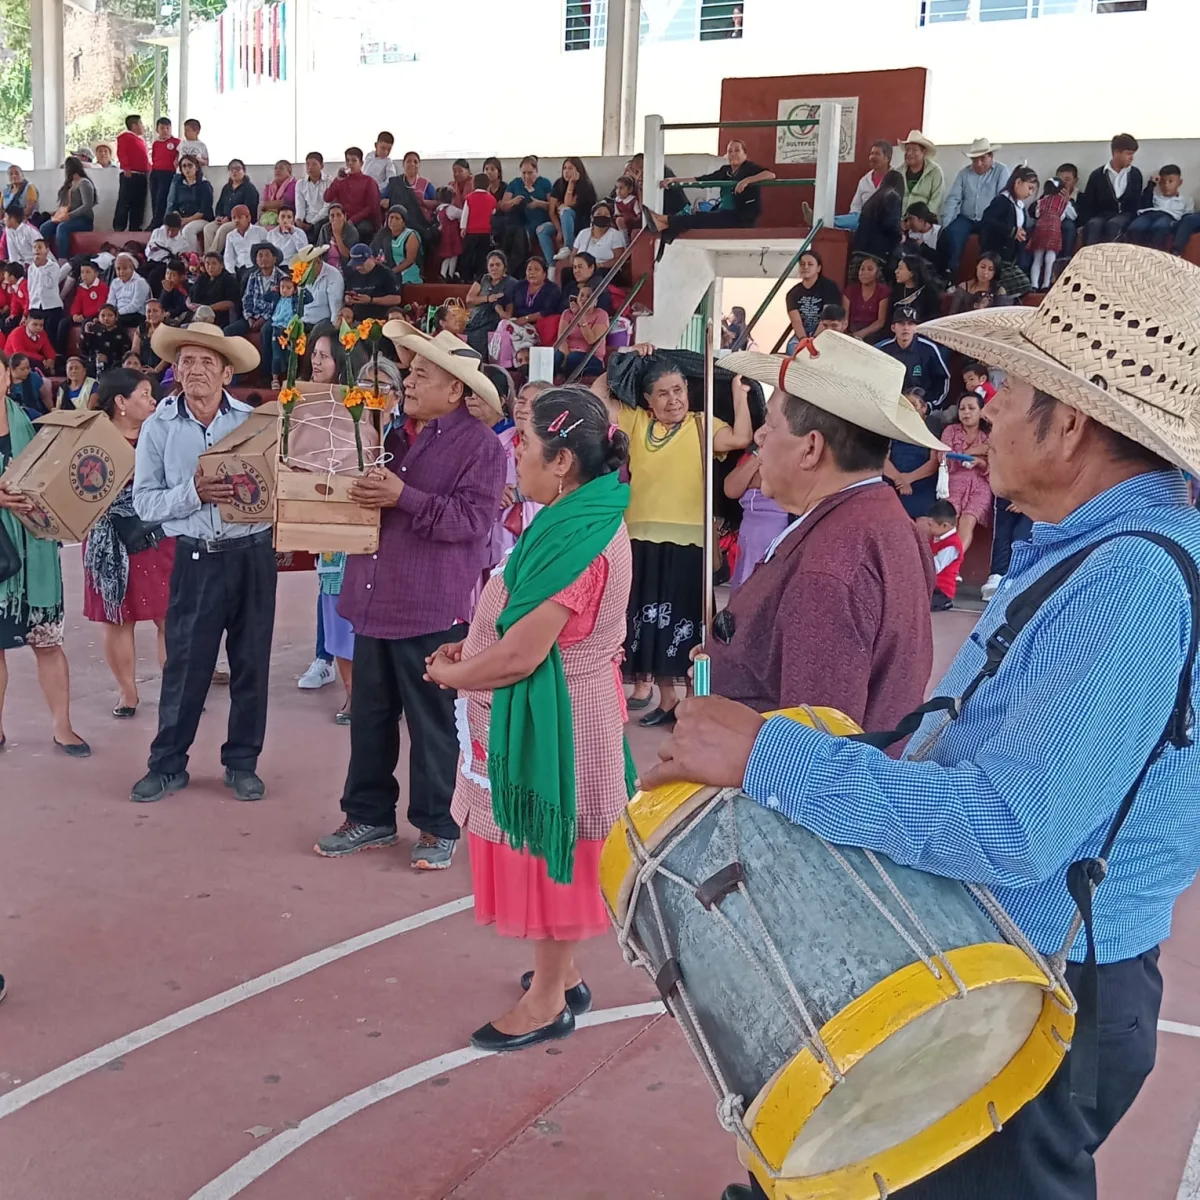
top-left (1160, 1019), bottom-right (1200, 1040)
top-left (0, 895), bottom-right (474, 1121)
top-left (189, 1001), bottom-right (666, 1200)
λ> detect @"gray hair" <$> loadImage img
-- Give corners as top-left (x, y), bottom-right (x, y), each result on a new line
top-left (356, 356), bottom-right (404, 392)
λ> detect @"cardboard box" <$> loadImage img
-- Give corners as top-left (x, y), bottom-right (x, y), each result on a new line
top-left (198, 401), bottom-right (279, 525)
top-left (0, 409), bottom-right (135, 541)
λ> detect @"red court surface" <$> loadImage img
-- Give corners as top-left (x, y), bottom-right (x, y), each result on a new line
top-left (1, 566), bottom-right (1198, 1200)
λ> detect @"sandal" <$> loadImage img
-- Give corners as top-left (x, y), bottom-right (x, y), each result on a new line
top-left (334, 708), bottom-right (351, 726)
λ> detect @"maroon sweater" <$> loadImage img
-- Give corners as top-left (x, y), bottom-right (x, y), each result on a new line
top-left (710, 481), bottom-right (934, 731)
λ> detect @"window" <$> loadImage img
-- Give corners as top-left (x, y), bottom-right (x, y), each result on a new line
top-left (565, 0), bottom-right (606, 51)
top-left (565, 0), bottom-right (746, 49)
top-left (700, 0), bottom-right (743, 39)
top-left (918, 0), bottom-right (1143, 23)
top-left (918, 0), bottom-right (970, 25)
top-left (1096, 0), bottom-right (1147, 11)
top-left (980, 0), bottom-right (1031, 19)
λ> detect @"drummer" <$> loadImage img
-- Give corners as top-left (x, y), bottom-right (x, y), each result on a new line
top-left (701, 333), bottom-right (941, 726)
top-left (643, 245), bottom-right (1200, 1200)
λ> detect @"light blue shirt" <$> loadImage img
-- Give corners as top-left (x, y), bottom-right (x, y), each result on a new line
top-left (743, 471), bottom-right (1200, 965)
top-left (133, 392), bottom-right (271, 540)
top-left (942, 159), bottom-right (1010, 225)
top-left (302, 262), bottom-right (345, 327)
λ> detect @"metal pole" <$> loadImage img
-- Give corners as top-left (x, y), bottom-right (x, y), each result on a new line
top-left (153, 47), bottom-right (162, 124)
top-left (177, 0), bottom-right (190, 134)
top-left (693, 305), bottom-right (716, 698)
top-left (729, 221), bottom-right (823, 353)
top-left (600, 0), bottom-right (627, 155)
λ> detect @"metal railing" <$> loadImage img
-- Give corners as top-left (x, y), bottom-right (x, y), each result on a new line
top-left (728, 219), bottom-right (824, 353)
top-left (565, 271), bottom-right (649, 384)
top-left (554, 222), bottom-right (649, 351)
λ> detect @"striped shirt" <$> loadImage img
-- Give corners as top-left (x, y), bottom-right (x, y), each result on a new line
top-left (743, 471), bottom-right (1200, 964)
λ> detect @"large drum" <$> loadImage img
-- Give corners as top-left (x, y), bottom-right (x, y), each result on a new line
top-left (600, 706), bottom-right (1075, 1200)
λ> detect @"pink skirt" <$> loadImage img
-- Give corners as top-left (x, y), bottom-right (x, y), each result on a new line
top-left (468, 833), bottom-right (612, 941)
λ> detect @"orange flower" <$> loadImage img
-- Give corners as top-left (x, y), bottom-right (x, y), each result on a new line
top-left (342, 387), bottom-right (370, 411)
top-left (340, 330), bottom-right (359, 351)
top-left (290, 262), bottom-right (307, 285)
top-left (277, 333), bottom-right (289, 349)
top-left (295, 333), bottom-right (307, 358)
top-left (278, 386), bottom-right (300, 407)
top-left (363, 389), bottom-right (388, 411)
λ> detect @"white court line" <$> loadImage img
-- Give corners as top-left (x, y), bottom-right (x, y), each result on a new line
top-left (0, 895), bottom-right (474, 1121)
top-left (189, 1001), bottom-right (666, 1200)
top-left (1160, 1019), bottom-right (1200, 1039)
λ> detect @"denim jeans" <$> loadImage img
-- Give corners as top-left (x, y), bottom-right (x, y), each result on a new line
top-left (833, 213), bottom-right (860, 231)
top-left (554, 348), bottom-right (604, 378)
top-left (40, 214), bottom-right (93, 258)
top-left (942, 215), bottom-right (980, 280)
top-left (1127, 211), bottom-right (1178, 248)
top-left (536, 206), bottom-right (577, 263)
top-left (1084, 211), bottom-right (1135, 245)
top-left (1060, 216), bottom-right (1078, 260)
top-left (1173, 211), bottom-right (1200, 255)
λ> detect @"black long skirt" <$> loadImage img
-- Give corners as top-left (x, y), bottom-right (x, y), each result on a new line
top-left (623, 539), bottom-right (704, 680)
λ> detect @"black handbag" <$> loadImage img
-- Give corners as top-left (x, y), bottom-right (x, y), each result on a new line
top-left (0, 518), bottom-right (20, 585)
top-left (109, 511), bottom-right (163, 556)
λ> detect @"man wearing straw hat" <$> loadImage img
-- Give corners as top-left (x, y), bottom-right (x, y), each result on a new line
top-left (646, 244), bottom-right (1200, 1199)
top-left (314, 328), bottom-right (506, 870)
top-left (701, 332), bottom-right (941, 727)
top-left (901, 129), bottom-right (945, 219)
top-left (129, 322), bottom-right (271, 805)
top-left (942, 138), bottom-right (1010, 281)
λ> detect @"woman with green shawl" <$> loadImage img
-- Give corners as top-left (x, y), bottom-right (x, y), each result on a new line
top-left (0, 363), bottom-right (89, 755)
top-left (426, 386), bottom-right (633, 1053)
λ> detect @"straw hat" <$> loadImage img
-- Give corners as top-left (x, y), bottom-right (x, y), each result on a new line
top-left (382, 317), bottom-right (428, 345)
top-left (903, 130), bottom-right (937, 156)
top-left (723, 332), bottom-right (946, 450)
top-left (921, 244), bottom-right (1200, 476)
top-left (393, 329), bottom-right (502, 418)
top-left (965, 137), bottom-right (1002, 158)
top-left (288, 244), bottom-right (328, 268)
top-left (150, 320), bottom-right (260, 375)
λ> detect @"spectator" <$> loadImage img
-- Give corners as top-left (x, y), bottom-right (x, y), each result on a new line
top-left (2, 205), bottom-right (37, 267)
top-left (132, 298), bottom-right (170, 376)
top-left (722, 445), bottom-right (788, 590)
top-left (571, 199), bottom-right (626, 270)
top-left (114, 114), bottom-right (151, 232)
top-left (92, 142), bottom-right (117, 170)
top-left (5, 310), bottom-right (56, 374)
top-left (785, 249), bottom-right (842, 340)
top-left (109, 253), bottom-right (152, 326)
top-left (70, 259), bottom-right (108, 328)
top-left (852, 170), bottom-right (904, 266)
top-left (891, 253), bottom-right (941, 324)
top-left (979, 165), bottom-right (1038, 296)
top-left (363, 131), bottom-right (397, 187)
top-left (489, 255), bottom-right (561, 368)
top-left (298, 250), bottom-right (344, 329)
top-left (266, 205), bottom-right (308, 262)
top-left (464, 250), bottom-right (518, 360)
top-left (1128, 165), bottom-right (1195, 249)
top-left (40, 156), bottom-right (95, 259)
top-left (902, 202), bottom-right (948, 284)
top-left (187, 252), bottom-right (239, 328)
top-left (816, 304), bottom-right (848, 334)
top-left (370, 206), bottom-right (423, 283)
top-left (54, 356), bottom-right (95, 410)
top-left (981, 496), bottom-right (1033, 601)
top-left (436, 158), bottom-right (473, 279)
top-left (226, 243), bottom-right (282, 363)
top-left (916, 500), bottom-right (963, 612)
top-left (380, 150), bottom-right (437, 230)
top-left (900, 129), bottom-right (945, 218)
top-left (498, 155), bottom-right (553, 268)
top-left (27, 241), bottom-right (66, 354)
top-left (146, 211), bottom-right (191, 264)
top-left (877, 306), bottom-right (951, 417)
top-left (294, 152), bottom-right (330, 239)
top-left (3, 166), bottom-right (38, 222)
top-left (1056, 163), bottom-right (1081, 260)
top-left (941, 391), bottom-right (992, 558)
top-left (940, 138), bottom-right (1009, 281)
top-left (539, 157), bottom-right (598, 264)
top-left (949, 249), bottom-right (1007, 314)
top-left (885, 389), bottom-right (939, 518)
top-left (157, 259), bottom-right (190, 325)
top-left (323, 147), bottom-right (381, 241)
top-left (223, 205), bottom-right (268, 278)
top-left (460, 172), bottom-right (498, 283)
top-left (259, 159), bottom-right (297, 225)
top-left (561, 250), bottom-right (613, 314)
top-left (482, 156), bottom-right (507, 205)
top-left (2, 262), bottom-right (27, 333)
top-left (204, 159), bottom-right (260, 255)
top-left (323, 203), bottom-right (353, 271)
top-left (149, 116), bottom-right (180, 228)
top-left (268, 274), bottom-right (301, 389)
top-left (8, 352), bottom-right (49, 418)
top-left (1029, 178), bottom-right (1069, 290)
top-left (722, 305), bottom-right (748, 349)
top-left (647, 140), bottom-right (775, 259)
top-left (553, 285), bottom-right (608, 379)
top-left (1081, 133), bottom-right (1143, 245)
top-left (342, 243), bottom-right (402, 321)
top-left (177, 118), bottom-right (209, 166)
top-left (831, 139), bottom-right (893, 231)
top-left (164, 154), bottom-right (214, 254)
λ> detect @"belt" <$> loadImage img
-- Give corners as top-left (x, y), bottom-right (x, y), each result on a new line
top-left (178, 529), bottom-right (274, 555)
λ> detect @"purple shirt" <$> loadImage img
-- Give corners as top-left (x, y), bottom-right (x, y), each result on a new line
top-left (339, 404), bottom-right (506, 641)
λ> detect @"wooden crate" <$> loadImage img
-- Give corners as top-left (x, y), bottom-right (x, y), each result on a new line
top-left (273, 463), bottom-right (380, 556)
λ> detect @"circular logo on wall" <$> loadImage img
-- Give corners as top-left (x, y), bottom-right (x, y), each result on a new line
top-left (219, 460), bottom-right (270, 516)
top-left (69, 446), bottom-right (115, 503)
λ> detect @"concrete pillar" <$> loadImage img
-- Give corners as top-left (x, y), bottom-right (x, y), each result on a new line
top-left (600, 0), bottom-right (627, 155)
top-left (178, 0), bottom-right (190, 133)
top-left (644, 113), bottom-right (664, 216)
top-left (29, 0), bottom-right (66, 171)
top-left (811, 101), bottom-right (842, 230)
top-left (619, 0), bottom-right (641, 156)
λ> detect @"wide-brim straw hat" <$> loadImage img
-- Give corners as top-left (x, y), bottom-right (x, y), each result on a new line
top-left (288, 244), bottom-right (328, 268)
top-left (723, 331), bottom-right (946, 451)
top-left (382, 317), bottom-right (428, 345)
top-left (965, 137), bottom-right (1002, 158)
top-left (903, 129), bottom-right (937, 156)
top-left (392, 329), bottom-right (502, 419)
top-left (921, 244), bottom-right (1200, 476)
top-left (150, 320), bottom-right (260, 375)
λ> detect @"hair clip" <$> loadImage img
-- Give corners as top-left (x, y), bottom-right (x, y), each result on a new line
top-left (547, 409), bottom-right (570, 433)
top-left (559, 417), bottom-right (585, 438)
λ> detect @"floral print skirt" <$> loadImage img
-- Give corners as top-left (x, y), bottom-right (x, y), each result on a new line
top-left (623, 539), bottom-right (703, 681)
top-left (0, 600), bottom-right (65, 650)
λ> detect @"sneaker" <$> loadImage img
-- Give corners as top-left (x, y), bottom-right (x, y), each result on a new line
top-left (981, 573), bottom-right (1003, 602)
top-left (314, 820), bottom-right (399, 857)
top-left (223, 768), bottom-right (265, 801)
top-left (554, 246), bottom-right (573, 261)
top-left (130, 770), bottom-right (190, 803)
top-left (298, 658), bottom-right (336, 690)
top-left (411, 833), bottom-right (456, 870)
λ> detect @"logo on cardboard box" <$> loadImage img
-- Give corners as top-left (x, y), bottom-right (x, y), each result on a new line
top-left (218, 459), bottom-right (270, 517)
top-left (69, 446), bottom-right (116, 504)
top-left (24, 501), bottom-right (59, 536)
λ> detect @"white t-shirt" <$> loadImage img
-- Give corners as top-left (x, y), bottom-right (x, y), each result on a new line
top-left (178, 138), bottom-right (209, 164)
top-left (572, 225), bottom-right (626, 263)
top-left (27, 259), bottom-right (63, 311)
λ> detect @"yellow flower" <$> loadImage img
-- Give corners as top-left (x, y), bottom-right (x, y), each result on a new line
top-left (363, 389), bottom-right (388, 411)
top-left (278, 386), bottom-right (300, 407)
top-left (340, 330), bottom-right (359, 351)
top-left (342, 387), bottom-right (370, 411)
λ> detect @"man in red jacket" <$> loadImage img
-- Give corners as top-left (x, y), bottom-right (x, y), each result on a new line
top-left (323, 147), bottom-right (381, 242)
top-left (700, 333), bottom-right (944, 731)
top-left (115, 113), bottom-right (150, 231)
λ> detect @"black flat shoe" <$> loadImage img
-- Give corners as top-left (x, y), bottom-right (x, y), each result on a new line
top-left (54, 738), bottom-right (91, 758)
top-left (638, 706), bottom-right (677, 728)
top-left (112, 705), bottom-right (137, 719)
top-left (470, 1006), bottom-right (575, 1053)
top-left (626, 692), bottom-right (653, 711)
top-left (519, 971), bottom-right (593, 1015)
top-left (721, 1187), bottom-right (754, 1200)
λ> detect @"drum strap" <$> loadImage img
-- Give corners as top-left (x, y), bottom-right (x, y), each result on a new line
top-left (852, 531), bottom-right (1199, 1109)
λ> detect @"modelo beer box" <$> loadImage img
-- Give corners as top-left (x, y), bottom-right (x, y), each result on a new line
top-left (0, 409), bottom-right (135, 541)
top-left (197, 401), bottom-right (279, 525)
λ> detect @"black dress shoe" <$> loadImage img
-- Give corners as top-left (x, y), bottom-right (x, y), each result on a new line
top-left (638, 705), bottom-right (677, 728)
top-left (721, 1187), bottom-right (754, 1200)
top-left (519, 970), bottom-right (593, 1015)
top-left (470, 1006), bottom-right (575, 1052)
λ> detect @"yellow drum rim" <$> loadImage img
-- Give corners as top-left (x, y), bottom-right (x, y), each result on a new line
top-left (744, 942), bottom-right (1075, 1200)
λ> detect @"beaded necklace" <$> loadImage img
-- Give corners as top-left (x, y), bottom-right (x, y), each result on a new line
top-left (644, 415), bottom-right (685, 452)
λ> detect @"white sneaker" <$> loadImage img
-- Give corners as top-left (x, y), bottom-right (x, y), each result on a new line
top-left (554, 247), bottom-right (573, 261)
top-left (298, 658), bottom-right (336, 690)
top-left (981, 573), bottom-right (1003, 602)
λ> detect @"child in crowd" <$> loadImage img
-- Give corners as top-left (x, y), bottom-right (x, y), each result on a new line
top-left (131, 297), bottom-right (169, 376)
top-left (177, 118), bottom-right (209, 166)
top-left (902, 201), bottom-right (947, 283)
top-left (460, 173), bottom-right (498, 283)
top-left (7, 352), bottom-right (47, 419)
top-left (5, 309), bottom-right (56, 373)
top-left (1081, 133), bottom-right (1143, 245)
top-left (963, 360), bottom-right (996, 404)
top-left (1127, 165), bottom-right (1195, 248)
top-left (337, 304), bottom-right (356, 329)
top-left (2, 261), bottom-right (27, 333)
top-left (917, 500), bottom-right (964, 612)
top-left (1055, 163), bottom-right (1080, 259)
top-left (942, 392), bottom-right (992, 558)
top-left (70, 259), bottom-right (109, 326)
top-left (81, 303), bottom-right (132, 374)
top-left (270, 274), bottom-right (301, 389)
top-left (816, 304), bottom-right (848, 334)
top-left (1029, 178), bottom-right (1068, 290)
top-left (149, 117), bottom-right (180, 228)
top-left (363, 132), bottom-right (397, 187)
top-left (158, 259), bottom-right (190, 325)
top-left (146, 211), bottom-right (191, 264)
top-left (613, 175), bottom-right (642, 234)
top-left (27, 239), bottom-right (65, 352)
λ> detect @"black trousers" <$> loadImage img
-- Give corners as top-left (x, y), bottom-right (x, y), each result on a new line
top-left (990, 498), bottom-right (1034, 576)
top-left (149, 170), bottom-right (174, 228)
top-left (114, 172), bottom-right (149, 232)
top-left (340, 625), bottom-right (467, 839)
top-left (745, 948), bottom-right (1161, 1200)
top-left (149, 533), bottom-right (277, 776)
top-left (1083, 211), bottom-right (1135, 246)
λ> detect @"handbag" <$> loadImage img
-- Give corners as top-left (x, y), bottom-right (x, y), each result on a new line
top-left (0, 518), bottom-right (20, 585)
top-left (109, 511), bottom-right (162, 556)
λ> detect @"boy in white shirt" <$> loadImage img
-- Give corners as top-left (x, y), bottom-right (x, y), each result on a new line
top-left (27, 238), bottom-right (66, 353)
top-left (266, 205), bottom-right (309, 261)
top-left (146, 212), bottom-right (192, 262)
top-left (3, 204), bottom-right (38, 265)
top-left (363, 132), bottom-right (398, 187)
top-left (176, 118), bottom-right (209, 167)
top-left (1127, 165), bottom-right (1196, 249)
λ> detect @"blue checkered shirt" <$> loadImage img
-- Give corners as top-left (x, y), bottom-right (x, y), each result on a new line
top-left (743, 471), bottom-right (1200, 964)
